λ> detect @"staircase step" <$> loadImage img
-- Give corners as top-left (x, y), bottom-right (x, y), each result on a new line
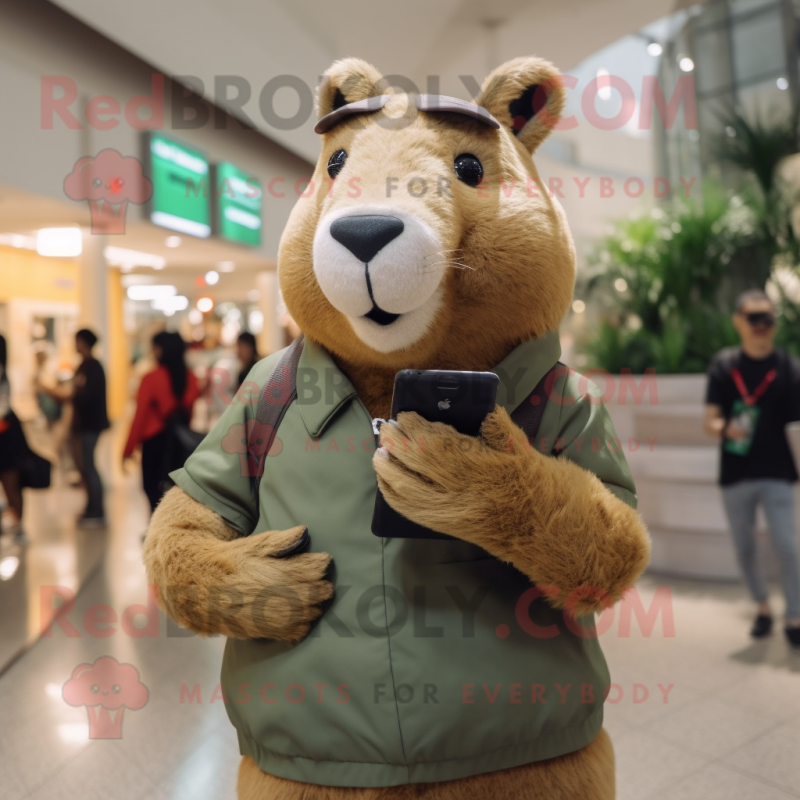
top-left (628, 445), bottom-right (718, 481)
top-left (647, 525), bottom-right (786, 581)
top-left (633, 404), bottom-right (712, 447)
top-left (647, 526), bottom-right (740, 579)
top-left (634, 477), bottom-right (730, 531)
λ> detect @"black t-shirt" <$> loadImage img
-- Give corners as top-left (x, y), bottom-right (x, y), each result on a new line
top-left (706, 347), bottom-right (800, 485)
top-left (72, 358), bottom-right (109, 433)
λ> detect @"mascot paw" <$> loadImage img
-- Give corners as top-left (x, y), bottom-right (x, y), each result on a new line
top-left (163, 524), bottom-right (334, 642)
top-left (219, 525), bottom-right (334, 641)
top-left (373, 407), bottom-right (533, 546)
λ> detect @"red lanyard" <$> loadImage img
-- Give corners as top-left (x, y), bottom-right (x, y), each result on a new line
top-left (730, 367), bottom-right (777, 406)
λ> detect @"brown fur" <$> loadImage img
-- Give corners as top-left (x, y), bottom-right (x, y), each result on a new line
top-left (475, 56), bottom-right (568, 155)
top-left (317, 58), bottom-right (385, 117)
top-left (237, 728), bottom-right (614, 800)
top-left (146, 56), bottom-right (650, 800)
top-left (375, 408), bottom-right (650, 616)
top-left (280, 57), bottom-right (577, 419)
top-left (144, 487), bottom-right (333, 640)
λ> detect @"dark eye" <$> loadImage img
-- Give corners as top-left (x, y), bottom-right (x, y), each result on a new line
top-left (327, 149), bottom-right (347, 179)
top-left (91, 684), bottom-right (100, 693)
top-left (112, 684), bottom-right (121, 694)
top-left (454, 153), bottom-right (483, 187)
top-left (92, 177), bottom-right (102, 187)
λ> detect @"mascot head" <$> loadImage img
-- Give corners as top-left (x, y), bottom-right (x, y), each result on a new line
top-left (278, 56), bottom-right (576, 374)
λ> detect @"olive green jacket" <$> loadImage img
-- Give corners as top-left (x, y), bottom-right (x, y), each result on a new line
top-left (171, 331), bottom-right (637, 788)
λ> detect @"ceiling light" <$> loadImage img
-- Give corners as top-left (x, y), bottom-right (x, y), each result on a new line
top-left (126, 284), bottom-right (177, 301)
top-left (36, 228), bottom-right (82, 257)
top-left (596, 68), bottom-right (611, 101)
top-left (121, 275), bottom-right (158, 287)
top-left (205, 270), bottom-right (220, 285)
top-left (0, 233), bottom-right (36, 250)
top-left (679, 57), bottom-right (694, 72)
top-left (572, 300), bottom-right (586, 314)
top-left (151, 295), bottom-right (189, 315)
top-left (647, 42), bottom-right (663, 57)
top-left (0, 556), bottom-right (19, 581)
top-left (188, 309), bottom-right (203, 325)
top-left (777, 77), bottom-right (789, 90)
top-left (165, 235), bottom-right (182, 248)
top-left (104, 246), bottom-right (166, 271)
top-left (197, 297), bottom-right (214, 313)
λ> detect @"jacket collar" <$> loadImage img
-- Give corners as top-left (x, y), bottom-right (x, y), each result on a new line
top-left (494, 330), bottom-right (562, 414)
top-left (297, 338), bottom-right (358, 438)
top-left (297, 331), bottom-right (562, 438)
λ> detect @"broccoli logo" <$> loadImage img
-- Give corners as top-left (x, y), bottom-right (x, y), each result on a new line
top-left (62, 656), bottom-right (148, 739)
top-left (222, 419), bottom-right (282, 476)
top-left (64, 149), bottom-right (153, 234)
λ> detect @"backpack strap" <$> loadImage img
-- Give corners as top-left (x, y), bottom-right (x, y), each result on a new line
top-left (510, 361), bottom-right (564, 447)
top-left (247, 335), bottom-right (305, 506)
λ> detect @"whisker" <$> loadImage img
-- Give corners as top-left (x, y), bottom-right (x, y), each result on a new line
top-left (422, 249), bottom-right (463, 259)
top-left (419, 260), bottom-right (475, 272)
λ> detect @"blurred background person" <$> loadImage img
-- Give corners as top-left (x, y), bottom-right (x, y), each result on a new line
top-left (123, 331), bottom-right (200, 513)
top-left (0, 334), bottom-right (26, 542)
top-left (236, 331), bottom-right (260, 389)
top-left (32, 344), bottom-right (78, 480)
top-left (705, 290), bottom-right (800, 648)
top-left (70, 329), bottom-right (109, 527)
top-left (33, 343), bottom-right (63, 431)
top-left (42, 329), bottom-right (109, 526)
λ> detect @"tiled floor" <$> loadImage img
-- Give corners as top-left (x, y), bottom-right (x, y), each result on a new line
top-left (0, 463), bottom-right (239, 800)
top-left (601, 578), bottom-right (800, 800)
top-left (1, 468), bottom-right (799, 799)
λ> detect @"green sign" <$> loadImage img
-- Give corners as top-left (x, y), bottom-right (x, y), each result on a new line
top-left (147, 133), bottom-right (211, 238)
top-left (216, 162), bottom-right (262, 246)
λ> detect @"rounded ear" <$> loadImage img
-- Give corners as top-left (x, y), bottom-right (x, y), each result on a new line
top-left (317, 58), bottom-right (385, 117)
top-left (476, 57), bottom-right (566, 154)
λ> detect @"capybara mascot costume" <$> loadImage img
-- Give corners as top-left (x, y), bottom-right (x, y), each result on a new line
top-left (145, 56), bottom-right (651, 800)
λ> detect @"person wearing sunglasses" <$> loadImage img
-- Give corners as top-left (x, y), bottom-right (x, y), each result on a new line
top-left (705, 289), bottom-right (800, 648)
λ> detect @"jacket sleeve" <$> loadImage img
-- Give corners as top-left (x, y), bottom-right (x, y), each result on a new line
top-left (169, 351), bottom-right (282, 534)
top-left (124, 373), bottom-right (155, 458)
top-left (551, 372), bottom-right (638, 509)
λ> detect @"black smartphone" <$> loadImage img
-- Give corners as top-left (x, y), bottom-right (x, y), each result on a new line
top-left (371, 369), bottom-right (499, 539)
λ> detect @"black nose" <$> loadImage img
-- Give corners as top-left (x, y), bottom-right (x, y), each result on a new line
top-left (330, 215), bottom-right (404, 264)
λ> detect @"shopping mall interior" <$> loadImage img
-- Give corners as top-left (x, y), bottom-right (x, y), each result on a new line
top-left (2, 0), bottom-right (800, 798)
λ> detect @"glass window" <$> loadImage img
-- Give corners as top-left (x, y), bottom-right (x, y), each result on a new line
top-left (695, 25), bottom-right (733, 93)
top-left (730, 0), bottom-right (780, 16)
top-left (698, 93), bottom-right (736, 137)
top-left (732, 10), bottom-right (787, 83)
top-left (738, 77), bottom-right (793, 122)
top-left (693, 0), bottom-right (730, 29)
top-left (697, 92), bottom-right (736, 167)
